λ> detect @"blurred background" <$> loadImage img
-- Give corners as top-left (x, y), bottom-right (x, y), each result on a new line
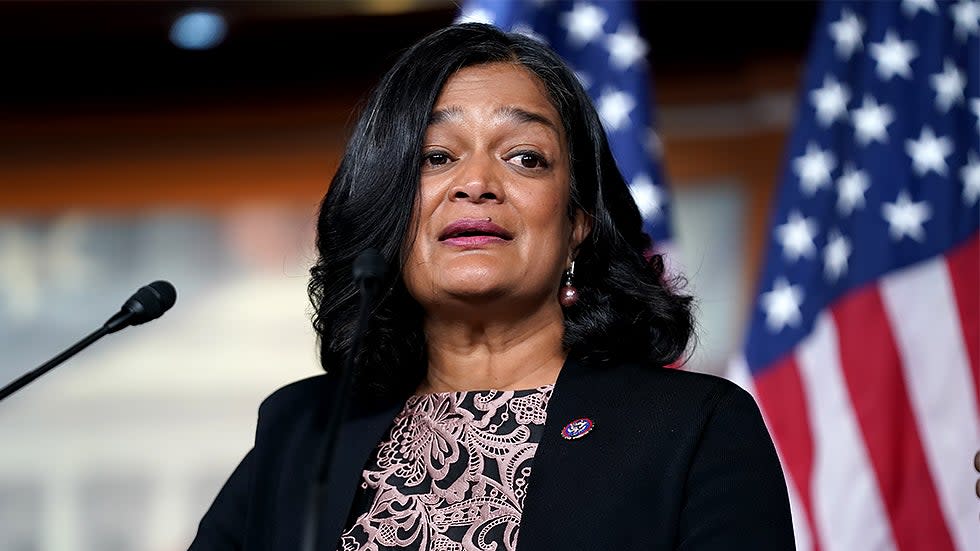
top-left (0, 1), bottom-right (820, 550)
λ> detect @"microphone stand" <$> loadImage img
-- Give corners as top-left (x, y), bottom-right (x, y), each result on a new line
top-left (0, 327), bottom-right (110, 403)
top-left (0, 309), bottom-right (146, 403)
top-left (301, 254), bottom-right (384, 551)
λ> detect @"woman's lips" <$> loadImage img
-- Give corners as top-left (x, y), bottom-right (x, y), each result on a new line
top-left (438, 218), bottom-right (514, 248)
top-left (440, 235), bottom-right (510, 248)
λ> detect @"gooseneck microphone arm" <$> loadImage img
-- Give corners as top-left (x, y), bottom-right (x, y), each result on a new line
top-left (0, 326), bottom-right (108, 402)
top-left (302, 249), bottom-right (387, 551)
top-left (0, 280), bottom-right (177, 404)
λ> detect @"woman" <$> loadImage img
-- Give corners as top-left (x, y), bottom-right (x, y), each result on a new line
top-left (190, 23), bottom-right (795, 550)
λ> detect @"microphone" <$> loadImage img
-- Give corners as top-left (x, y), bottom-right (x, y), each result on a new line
top-left (302, 249), bottom-right (387, 551)
top-left (0, 280), bottom-right (177, 403)
top-left (104, 280), bottom-right (177, 333)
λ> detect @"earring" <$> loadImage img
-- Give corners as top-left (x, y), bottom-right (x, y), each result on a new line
top-left (559, 261), bottom-right (578, 307)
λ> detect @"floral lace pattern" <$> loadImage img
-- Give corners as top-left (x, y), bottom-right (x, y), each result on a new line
top-left (339, 385), bottom-right (554, 551)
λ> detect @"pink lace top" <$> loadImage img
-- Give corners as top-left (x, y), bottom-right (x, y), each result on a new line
top-left (338, 385), bottom-right (554, 551)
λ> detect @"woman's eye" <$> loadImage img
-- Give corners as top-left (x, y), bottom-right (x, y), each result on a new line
top-left (507, 152), bottom-right (548, 169)
top-left (422, 152), bottom-right (452, 167)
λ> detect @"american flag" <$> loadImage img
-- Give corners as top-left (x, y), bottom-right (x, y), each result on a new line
top-left (728, 1), bottom-right (980, 550)
top-left (457, 0), bottom-right (675, 246)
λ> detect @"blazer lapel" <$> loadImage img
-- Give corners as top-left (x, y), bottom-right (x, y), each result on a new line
top-left (316, 398), bottom-right (402, 550)
top-left (273, 379), bottom-right (403, 551)
top-left (516, 356), bottom-right (620, 550)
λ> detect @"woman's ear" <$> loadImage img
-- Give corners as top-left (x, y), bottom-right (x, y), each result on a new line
top-left (569, 209), bottom-right (593, 259)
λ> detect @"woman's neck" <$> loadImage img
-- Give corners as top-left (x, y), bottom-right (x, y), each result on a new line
top-left (418, 302), bottom-right (566, 394)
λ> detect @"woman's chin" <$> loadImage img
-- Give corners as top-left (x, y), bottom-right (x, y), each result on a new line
top-left (440, 279), bottom-right (510, 302)
top-left (410, 259), bottom-right (552, 309)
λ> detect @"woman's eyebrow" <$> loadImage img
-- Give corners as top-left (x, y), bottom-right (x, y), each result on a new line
top-left (493, 105), bottom-right (558, 134)
top-left (427, 106), bottom-right (464, 126)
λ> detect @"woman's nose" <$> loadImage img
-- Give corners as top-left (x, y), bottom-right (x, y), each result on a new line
top-left (448, 157), bottom-right (504, 203)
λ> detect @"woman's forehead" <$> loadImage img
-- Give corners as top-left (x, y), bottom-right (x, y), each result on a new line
top-left (428, 63), bottom-right (563, 141)
top-left (432, 63), bottom-right (558, 119)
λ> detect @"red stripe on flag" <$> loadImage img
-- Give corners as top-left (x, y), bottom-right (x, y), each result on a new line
top-left (831, 286), bottom-right (956, 551)
top-left (945, 234), bottom-right (979, 405)
top-left (753, 356), bottom-right (822, 551)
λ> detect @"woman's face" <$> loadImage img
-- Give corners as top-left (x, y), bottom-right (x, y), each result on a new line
top-left (403, 62), bottom-right (590, 315)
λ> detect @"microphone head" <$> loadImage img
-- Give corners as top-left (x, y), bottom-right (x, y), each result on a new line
top-left (352, 249), bottom-right (387, 284)
top-left (125, 280), bottom-right (177, 325)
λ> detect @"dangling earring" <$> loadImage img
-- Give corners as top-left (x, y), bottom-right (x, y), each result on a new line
top-left (559, 260), bottom-right (578, 307)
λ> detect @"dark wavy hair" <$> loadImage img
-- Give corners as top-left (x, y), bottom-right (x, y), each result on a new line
top-left (308, 23), bottom-right (694, 401)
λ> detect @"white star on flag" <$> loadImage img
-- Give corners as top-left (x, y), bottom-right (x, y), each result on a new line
top-left (629, 173), bottom-right (663, 220)
top-left (560, 2), bottom-right (608, 46)
top-left (829, 8), bottom-right (864, 59)
top-left (901, 0), bottom-right (939, 17)
top-left (930, 59), bottom-right (966, 112)
top-left (870, 30), bottom-right (918, 80)
top-left (851, 95), bottom-right (894, 145)
top-left (810, 75), bottom-right (851, 127)
top-left (836, 164), bottom-right (871, 215)
top-left (823, 229), bottom-right (852, 281)
top-left (951, 0), bottom-right (980, 41)
top-left (882, 191), bottom-right (932, 241)
top-left (775, 211), bottom-right (819, 261)
top-left (760, 277), bottom-right (804, 332)
top-left (905, 126), bottom-right (953, 176)
top-left (596, 88), bottom-right (636, 131)
top-left (962, 151), bottom-right (980, 206)
top-left (605, 24), bottom-right (648, 69)
top-left (793, 142), bottom-right (837, 195)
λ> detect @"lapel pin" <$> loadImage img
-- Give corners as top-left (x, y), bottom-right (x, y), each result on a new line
top-left (561, 417), bottom-right (594, 440)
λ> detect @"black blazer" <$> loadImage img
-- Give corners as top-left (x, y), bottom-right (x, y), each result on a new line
top-left (189, 358), bottom-right (795, 550)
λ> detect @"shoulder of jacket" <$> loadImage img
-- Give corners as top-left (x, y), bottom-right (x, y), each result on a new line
top-left (620, 362), bottom-right (737, 393)
top-left (257, 374), bottom-right (330, 426)
top-left (608, 363), bottom-right (752, 414)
